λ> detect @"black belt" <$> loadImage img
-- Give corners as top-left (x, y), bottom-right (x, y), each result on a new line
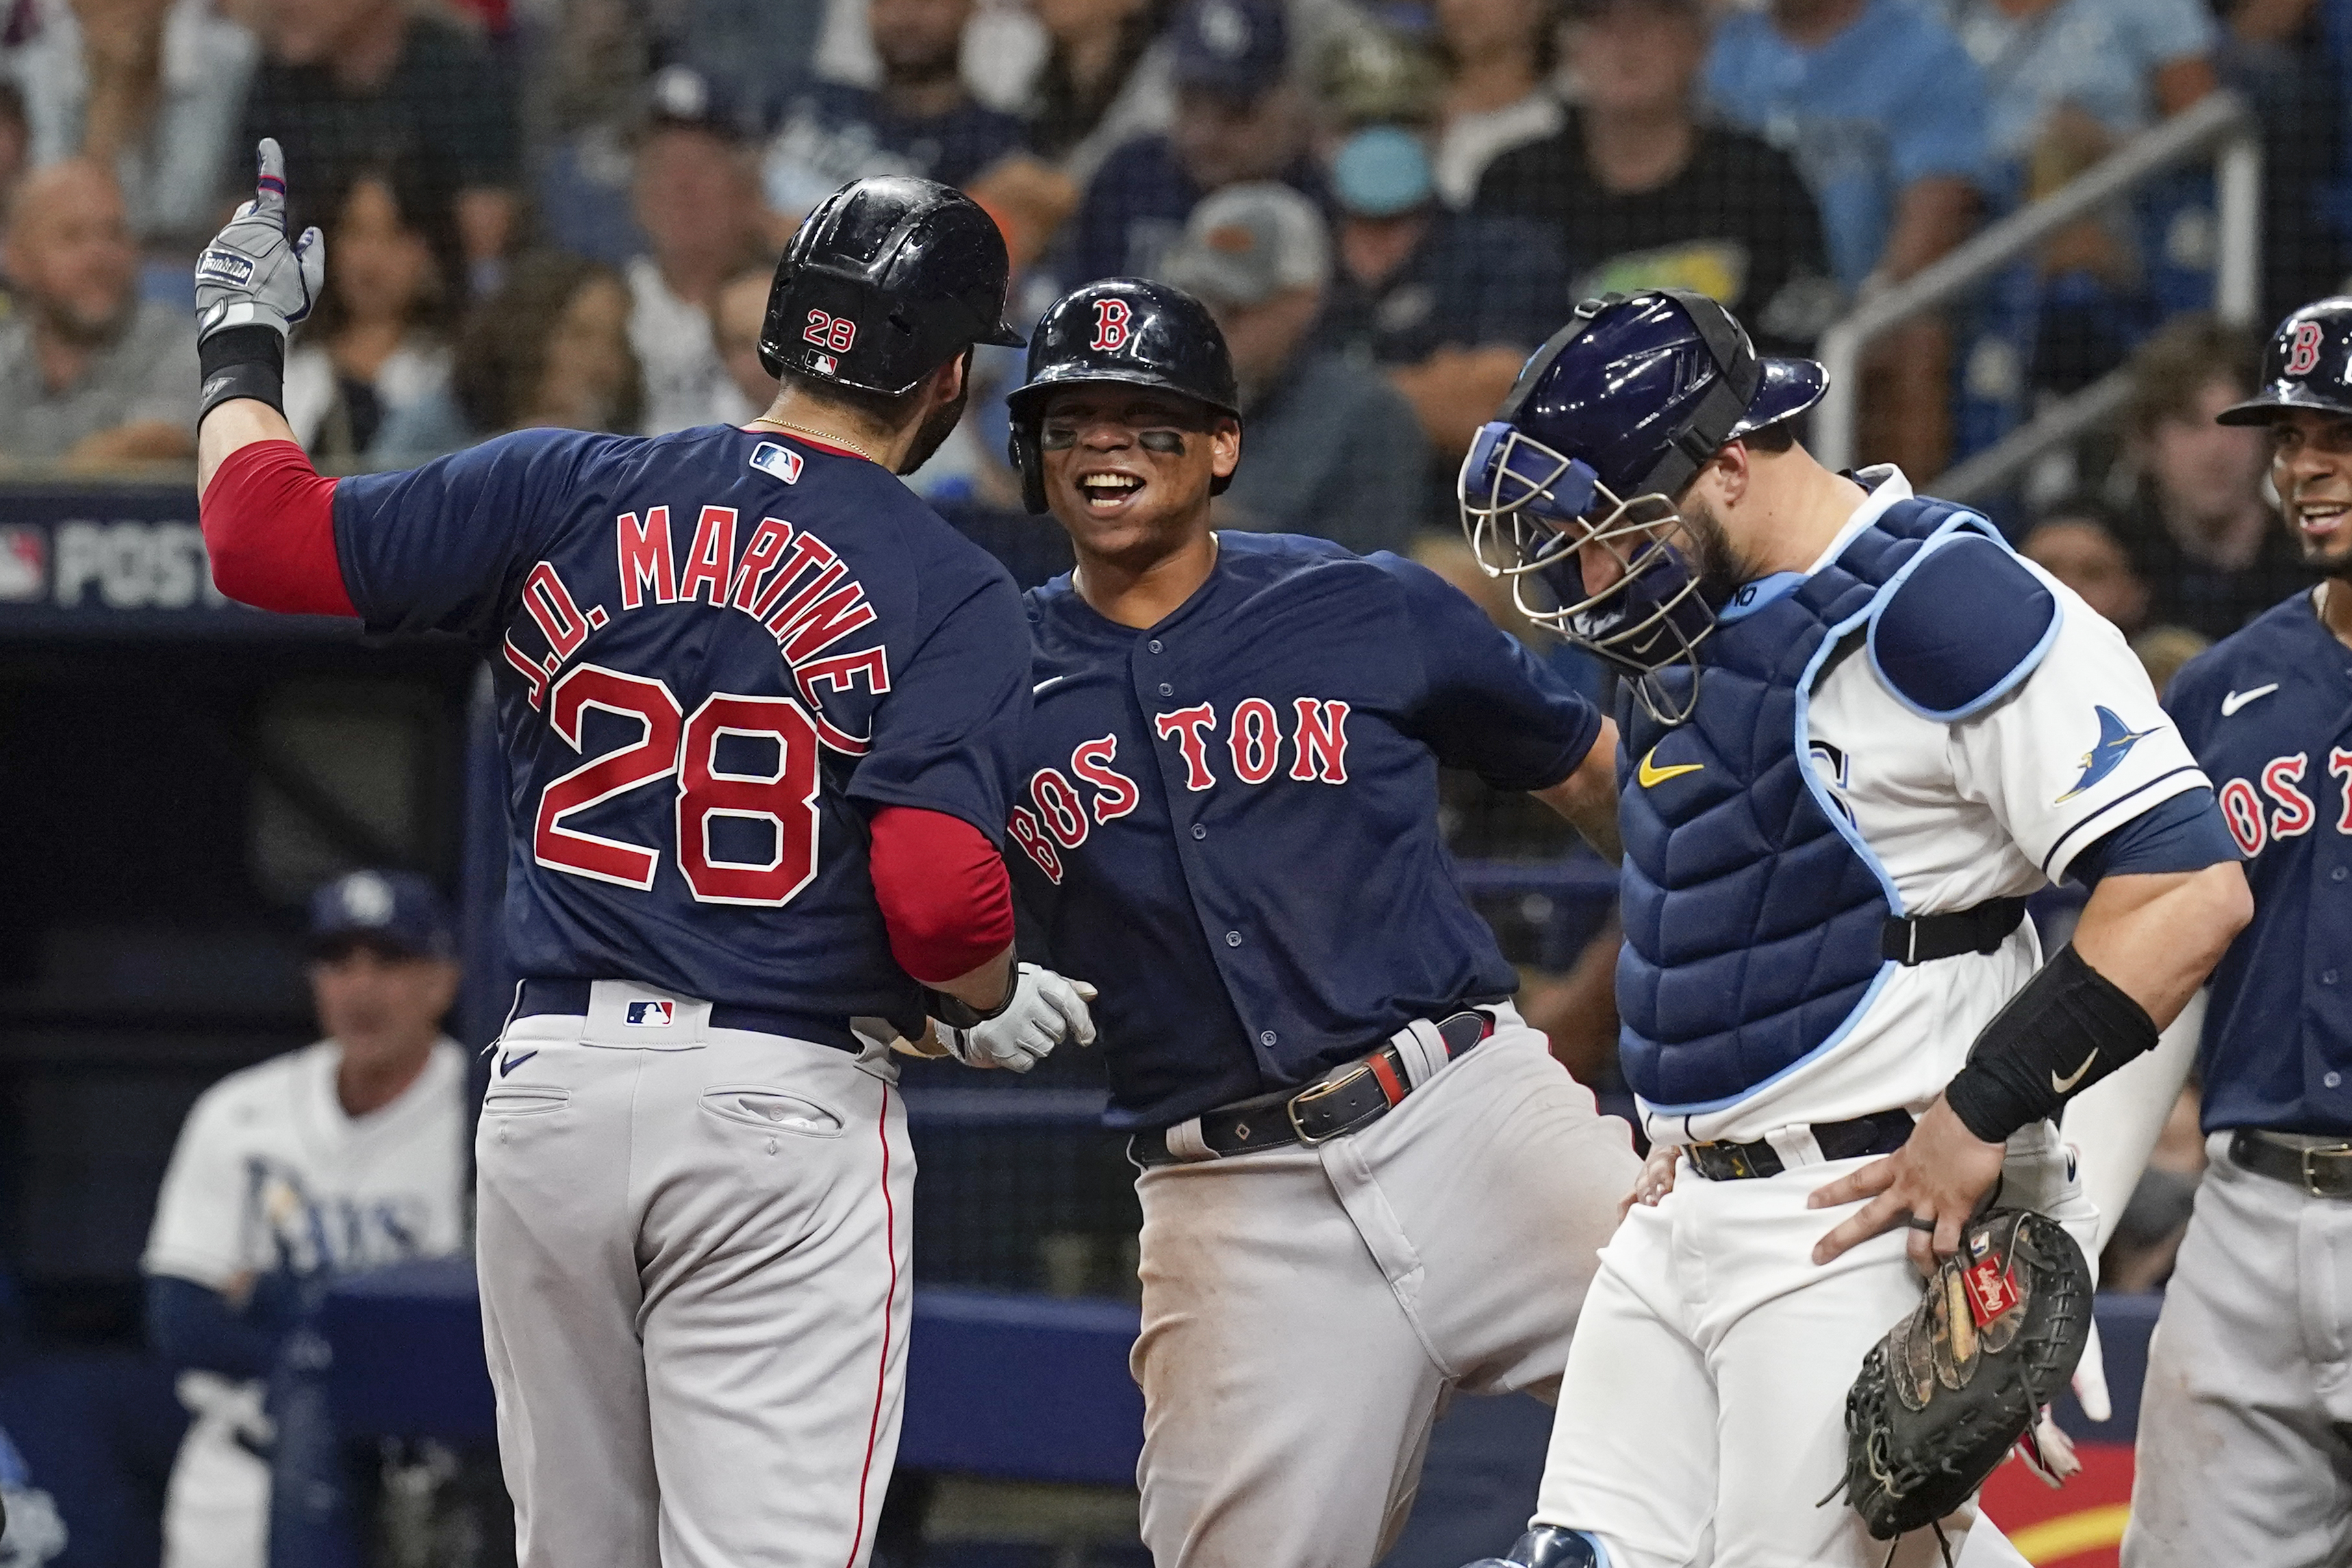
top-left (2229, 1129), bottom-right (2352, 1198)
top-left (1684, 1108), bottom-right (1917, 1181)
top-left (1881, 896), bottom-right (2029, 965)
top-left (1130, 1010), bottom-right (1495, 1167)
top-left (514, 978), bottom-right (859, 1054)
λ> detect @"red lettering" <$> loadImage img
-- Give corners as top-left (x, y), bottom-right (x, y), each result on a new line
top-left (522, 562), bottom-right (590, 660)
top-left (1289, 698), bottom-right (1352, 783)
top-left (751, 533), bottom-right (839, 621)
top-left (2262, 753), bottom-right (2316, 838)
top-left (1072, 735), bottom-right (1140, 823)
top-left (534, 664), bottom-right (683, 889)
top-left (2332, 749), bottom-right (2352, 835)
top-left (1007, 805), bottom-right (1063, 883)
top-left (762, 560), bottom-right (848, 639)
top-left (1155, 703), bottom-right (1219, 791)
top-left (502, 633), bottom-right (550, 709)
top-left (1228, 697), bottom-right (1280, 785)
top-left (616, 508), bottom-right (676, 609)
top-left (2219, 777), bottom-right (2268, 857)
top-left (729, 518), bottom-right (794, 610)
top-left (1031, 769), bottom-right (1089, 848)
top-left (676, 505), bottom-right (738, 607)
top-left (795, 646), bottom-right (891, 703)
top-left (778, 583), bottom-right (877, 666)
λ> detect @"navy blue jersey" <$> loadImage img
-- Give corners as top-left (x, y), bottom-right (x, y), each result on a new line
top-left (333, 425), bottom-right (1030, 1040)
top-left (2166, 587), bottom-right (2352, 1134)
top-left (1009, 533), bottom-right (1604, 1129)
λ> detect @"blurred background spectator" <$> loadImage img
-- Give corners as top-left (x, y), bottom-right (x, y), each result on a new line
top-left (1163, 180), bottom-right (1428, 553)
top-left (0, 158), bottom-right (194, 468)
top-left (374, 251), bottom-right (642, 462)
top-left (1431, 0), bottom-right (1562, 207)
top-left (1706, 0), bottom-right (1989, 478)
top-left (1024, 0), bottom-right (1175, 183)
top-left (713, 262), bottom-right (779, 418)
top-left (2020, 496), bottom-right (2212, 688)
top-left (1476, 0), bottom-right (1836, 355)
top-left (280, 160), bottom-right (462, 466)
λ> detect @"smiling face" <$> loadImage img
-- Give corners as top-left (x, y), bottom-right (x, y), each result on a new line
top-left (1038, 385), bottom-right (1241, 564)
top-left (2268, 408), bottom-right (2352, 578)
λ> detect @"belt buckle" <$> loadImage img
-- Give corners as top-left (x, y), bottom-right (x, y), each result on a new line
top-left (1691, 1140), bottom-right (1759, 1180)
top-left (2300, 1144), bottom-right (2352, 1198)
top-left (1286, 1064), bottom-right (1372, 1147)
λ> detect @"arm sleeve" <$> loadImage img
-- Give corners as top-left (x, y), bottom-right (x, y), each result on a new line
top-left (331, 427), bottom-right (603, 640)
top-left (145, 1275), bottom-right (286, 1382)
top-left (1380, 555), bottom-right (1604, 790)
top-left (1888, 34), bottom-right (1992, 188)
top-left (2066, 787), bottom-right (2242, 884)
top-left (1949, 583), bottom-right (2212, 883)
top-left (200, 439), bottom-right (355, 615)
top-left (868, 805), bottom-right (1016, 984)
top-left (844, 565), bottom-right (1032, 842)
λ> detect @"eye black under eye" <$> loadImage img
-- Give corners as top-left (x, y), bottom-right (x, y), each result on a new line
top-left (1139, 430), bottom-right (1187, 453)
top-left (1041, 427), bottom-right (1077, 449)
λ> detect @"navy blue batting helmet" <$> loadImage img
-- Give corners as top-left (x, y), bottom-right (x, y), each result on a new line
top-left (2219, 297), bottom-right (2352, 425)
top-left (1005, 277), bottom-right (1242, 514)
top-left (1458, 289), bottom-right (1827, 722)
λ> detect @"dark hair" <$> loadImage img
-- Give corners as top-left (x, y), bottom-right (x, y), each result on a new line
top-left (1737, 416), bottom-right (1797, 455)
top-left (1031, 1), bottom-right (1172, 158)
top-left (2025, 492), bottom-right (2127, 538)
top-left (303, 160), bottom-right (466, 342)
top-left (2125, 313), bottom-right (2262, 441)
top-left (453, 252), bottom-right (643, 435)
top-left (1439, 0), bottom-right (1562, 80)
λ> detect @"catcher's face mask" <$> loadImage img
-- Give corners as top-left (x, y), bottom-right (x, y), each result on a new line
top-left (1457, 417), bottom-right (1715, 726)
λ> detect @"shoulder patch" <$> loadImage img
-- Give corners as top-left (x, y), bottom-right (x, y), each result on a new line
top-left (1867, 533), bottom-right (2060, 720)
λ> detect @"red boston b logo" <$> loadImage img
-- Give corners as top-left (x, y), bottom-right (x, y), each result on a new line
top-left (2287, 319), bottom-right (2326, 377)
top-left (1091, 298), bottom-right (1132, 353)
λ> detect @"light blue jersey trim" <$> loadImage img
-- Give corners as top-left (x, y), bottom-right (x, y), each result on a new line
top-left (1863, 517), bottom-right (2064, 722)
top-left (1717, 571), bottom-right (1806, 624)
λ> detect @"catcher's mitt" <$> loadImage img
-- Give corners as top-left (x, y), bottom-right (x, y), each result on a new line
top-left (1830, 1207), bottom-right (2093, 1541)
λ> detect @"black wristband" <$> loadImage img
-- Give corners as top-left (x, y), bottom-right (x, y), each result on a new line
top-left (1943, 943), bottom-right (2160, 1143)
top-left (198, 324), bottom-right (286, 422)
top-left (926, 972), bottom-right (1017, 1030)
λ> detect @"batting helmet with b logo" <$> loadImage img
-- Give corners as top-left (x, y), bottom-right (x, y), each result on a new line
top-left (2219, 297), bottom-right (2352, 425)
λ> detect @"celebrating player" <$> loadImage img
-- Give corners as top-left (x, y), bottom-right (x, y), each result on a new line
top-left (1454, 290), bottom-right (2251, 1568)
top-left (998, 276), bottom-right (1641, 1567)
top-left (2120, 298), bottom-right (2352, 1565)
top-left (189, 143), bottom-right (1094, 1568)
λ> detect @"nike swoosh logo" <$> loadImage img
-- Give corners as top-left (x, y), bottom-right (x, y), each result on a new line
top-left (499, 1049), bottom-right (538, 1077)
top-left (1637, 747), bottom-right (1704, 789)
top-left (1032, 675), bottom-right (1069, 695)
top-left (2221, 683), bottom-right (2279, 716)
top-left (2050, 1049), bottom-right (2097, 1094)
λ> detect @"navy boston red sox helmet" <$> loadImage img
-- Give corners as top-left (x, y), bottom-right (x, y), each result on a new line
top-left (2219, 297), bottom-right (2352, 425)
top-left (1005, 277), bottom-right (1243, 514)
top-left (760, 176), bottom-right (1025, 398)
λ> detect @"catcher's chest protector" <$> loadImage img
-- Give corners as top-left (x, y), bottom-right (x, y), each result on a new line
top-left (1616, 499), bottom-right (2018, 1112)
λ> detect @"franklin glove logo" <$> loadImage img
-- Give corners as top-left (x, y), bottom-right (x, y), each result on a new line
top-left (197, 249), bottom-right (254, 286)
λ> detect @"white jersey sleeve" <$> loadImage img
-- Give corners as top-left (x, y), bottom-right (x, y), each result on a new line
top-left (143, 1082), bottom-right (251, 1289)
top-left (1949, 577), bottom-right (2210, 885)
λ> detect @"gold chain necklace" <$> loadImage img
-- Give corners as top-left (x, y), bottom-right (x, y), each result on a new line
top-left (748, 417), bottom-right (880, 464)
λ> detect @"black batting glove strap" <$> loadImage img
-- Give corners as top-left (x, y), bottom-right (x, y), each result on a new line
top-left (1943, 942), bottom-right (2159, 1143)
top-left (197, 325), bottom-right (286, 421)
top-left (926, 979), bottom-right (1013, 1030)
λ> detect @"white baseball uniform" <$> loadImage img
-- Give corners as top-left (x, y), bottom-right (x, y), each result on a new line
top-left (143, 1037), bottom-right (469, 1568)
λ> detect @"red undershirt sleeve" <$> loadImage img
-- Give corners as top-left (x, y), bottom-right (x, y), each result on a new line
top-left (868, 805), bottom-right (1015, 986)
top-left (199, 439), bottom-right (356, 616)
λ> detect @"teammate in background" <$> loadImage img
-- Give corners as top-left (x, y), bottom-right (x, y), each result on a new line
top-left (143, 871), bottom-right (468, 1568)
top-left (2123, 298), bottom-right (2352, 1565)
top-left (188, 144), bottom-right (1093, 1568)
top-left (1000, 277), bottom-right (1641, 1567)
top-left (1454, 290), bottom-right (2249, 1568)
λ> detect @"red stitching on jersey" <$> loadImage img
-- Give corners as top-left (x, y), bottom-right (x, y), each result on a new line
top-left (845, 1089), bottom-right (901, 1568)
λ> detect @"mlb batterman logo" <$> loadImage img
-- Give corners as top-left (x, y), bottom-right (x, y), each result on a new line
top-left (626, 1000), bottom-right (676, 1027)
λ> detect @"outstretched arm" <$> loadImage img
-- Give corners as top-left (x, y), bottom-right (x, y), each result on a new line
top-left (194, 138), bottom-right (323, 490)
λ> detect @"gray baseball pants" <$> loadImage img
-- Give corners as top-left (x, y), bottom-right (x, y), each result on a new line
top-left (475, 982), bottom-right (913, 1568)
top-left (1130, 1006), bottom-right (1641, 1568)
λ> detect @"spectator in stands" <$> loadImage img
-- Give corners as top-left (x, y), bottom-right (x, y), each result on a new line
top-left (1432, 0), bottom-right (1564, 207)
top-left (0, 158), bottom-right (195, 468)
top-left (1948, 0), bottom-right (2217, 183)
top-left (1476, 0), bottom-right (1837, 355)
top-left (2023, 498), bottom-right (2214, 687)
top-left (714, 265), bottom-right (778, 416)
top-left (239, 0), bottom-right (520, 285)
top-left (1025, 0), bottom-right (1174, 183)
top-left (281, 162), bottom-right (461, 465)
top-left (144, 872), bottom-right (467, 1568)
top-left (0, 81), bottom-right (28, 221)
top-left (1322, 124), bottom-right (1566, 462)
top-left (2114, 313), bottom-right (2309, 640)
top-left (1706, 0), bottom-right (1990, 477)
top-left (373, 252), bottom-right (642, 463)
top-left (628, 70), bottom-right (768, 435)
top-left (1, 0), bottom-right (257, 243)
top-left (1163, 182), bottom-right (1429, 553)
top-left (1062, 0), bottom-right (1313, 286)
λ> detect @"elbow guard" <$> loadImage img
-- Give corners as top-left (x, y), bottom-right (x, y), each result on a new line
top-left (1942, 944), bottom-right (2160, 1143)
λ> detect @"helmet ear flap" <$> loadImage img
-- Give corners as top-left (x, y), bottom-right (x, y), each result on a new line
top-left (1009, 421), bottom-right (1048, 514)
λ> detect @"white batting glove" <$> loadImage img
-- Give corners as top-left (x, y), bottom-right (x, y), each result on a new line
top-left (935, 964), bottom-right (1097, 1072)
top-left (196, 138), bottom-right (325, 345)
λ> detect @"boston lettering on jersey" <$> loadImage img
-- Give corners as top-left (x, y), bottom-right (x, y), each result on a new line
top-left (2167, 590), bottom-right (2352, 1135)
top-left (1011, 532), bottom-right (1601, 1130)
top-left (331, 425), bottom-right (1028, 1039)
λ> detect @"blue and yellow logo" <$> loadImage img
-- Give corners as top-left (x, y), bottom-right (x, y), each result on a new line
top-left (2056, 707), bottom-right (2158, 803)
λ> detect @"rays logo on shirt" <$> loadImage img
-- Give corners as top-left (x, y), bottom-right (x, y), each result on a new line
top-left (2056, 706), bottom-right (2160, 802)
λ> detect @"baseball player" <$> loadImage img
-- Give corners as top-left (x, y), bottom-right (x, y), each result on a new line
top-left (189, 144), bottom-right (1093, 1568)
top-left (996, 276), bottom-right (1642, 1567)
top-left (1450, 290), bottom-right (2251, 1568)
top-left (143, 870), bottom-right (468, 1568)
top-left (2118, 297), bottom-right (2352, 1565)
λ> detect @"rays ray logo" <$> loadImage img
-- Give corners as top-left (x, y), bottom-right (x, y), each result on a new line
top-left (2056, 706), bottom-right (2159, 802)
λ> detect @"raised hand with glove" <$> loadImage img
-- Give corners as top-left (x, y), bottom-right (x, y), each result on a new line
top-left (194, 137), bottom-right (324, 427)
top-left (931, 963), bottom-right (1097, 1073)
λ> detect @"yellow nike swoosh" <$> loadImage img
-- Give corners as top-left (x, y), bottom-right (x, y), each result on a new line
top-left (2050, 1050), bottom-right (2098, 1094)
top-left (1637, 748), bottom-right (1704, 789)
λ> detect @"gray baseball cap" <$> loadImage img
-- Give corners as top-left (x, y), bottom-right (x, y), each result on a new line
top-left (1159, 183), bottom-right (1331, 308)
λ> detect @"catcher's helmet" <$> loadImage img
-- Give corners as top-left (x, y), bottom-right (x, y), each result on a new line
top-left (2219, 297), bottom-right (2352, 425)
top-left (1005, 278), bottom-right (1242, 514)
top-left (759, 176), bottom-right (1024, 397)
top-left (1458, 289), bottom-right (1826, 723)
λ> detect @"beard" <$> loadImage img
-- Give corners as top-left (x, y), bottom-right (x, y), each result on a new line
top-left (1672, 491), bottom-right (1764, 607)
top-left (896, 378), bottom-right (970, 476)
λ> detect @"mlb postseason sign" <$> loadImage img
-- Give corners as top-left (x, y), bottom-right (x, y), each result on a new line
top-left (0, 485), bottom-right (349, 635)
